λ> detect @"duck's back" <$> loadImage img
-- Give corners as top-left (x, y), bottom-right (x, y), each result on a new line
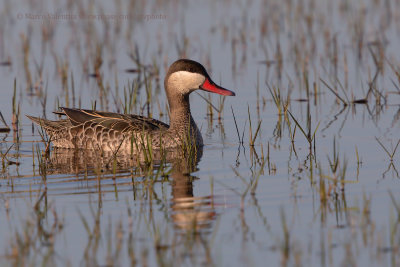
top-left (28, 108), bottom-right (169, 152)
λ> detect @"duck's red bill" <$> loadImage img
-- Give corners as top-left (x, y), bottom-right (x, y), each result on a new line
top-left (200, 78), bottom-right (235, 96)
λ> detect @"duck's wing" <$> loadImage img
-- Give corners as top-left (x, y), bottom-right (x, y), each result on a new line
top-left (61, 108), bottom-right (169, 133)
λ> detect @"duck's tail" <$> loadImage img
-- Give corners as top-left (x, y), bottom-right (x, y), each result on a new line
top-left (26, 115), bottom-right (69, 132)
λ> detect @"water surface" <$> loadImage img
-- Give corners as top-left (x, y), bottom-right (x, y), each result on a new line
top-left (0, 0), bottom-right (400, 266)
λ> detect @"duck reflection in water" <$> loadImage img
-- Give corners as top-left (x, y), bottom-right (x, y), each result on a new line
top-left (45, 144), bottom-right (217, 235)
top-left (169, 156), bottom-right (217, 234)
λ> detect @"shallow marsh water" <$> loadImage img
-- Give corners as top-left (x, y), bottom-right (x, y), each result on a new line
top-left (0, 0), bottom-right (400, 266)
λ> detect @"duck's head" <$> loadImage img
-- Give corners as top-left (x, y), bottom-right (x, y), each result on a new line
top-left (165, 59), bottom-right (235, 97)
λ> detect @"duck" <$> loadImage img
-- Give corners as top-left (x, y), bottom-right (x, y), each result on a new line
top-left (27, 59), bottom-right (235, 154)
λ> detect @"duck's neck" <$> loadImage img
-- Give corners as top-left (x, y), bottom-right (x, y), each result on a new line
top-left (168, 94), bottom-right (194, 132)
top-left (164, 80), bottom-right (202, 146)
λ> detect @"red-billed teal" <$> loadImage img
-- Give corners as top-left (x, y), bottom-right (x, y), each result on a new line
top-left (27, 59), bottom-right (235, 154)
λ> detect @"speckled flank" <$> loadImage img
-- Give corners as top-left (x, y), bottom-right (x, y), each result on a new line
top-left (27, 59), bottom-right (233, 154)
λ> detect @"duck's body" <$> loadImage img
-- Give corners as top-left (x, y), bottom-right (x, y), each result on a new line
top-left (28, 59), bottom-right (235, 154)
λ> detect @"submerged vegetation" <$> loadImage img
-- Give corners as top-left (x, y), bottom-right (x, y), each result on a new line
top-left (0, 0), bottom-right (399, 266)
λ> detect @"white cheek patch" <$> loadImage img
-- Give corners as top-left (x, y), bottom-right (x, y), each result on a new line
top-left (168, 71), bottom-right (206, 94)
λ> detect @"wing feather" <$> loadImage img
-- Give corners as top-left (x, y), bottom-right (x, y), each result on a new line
top-left (60, 108), bottom-right (168, 133)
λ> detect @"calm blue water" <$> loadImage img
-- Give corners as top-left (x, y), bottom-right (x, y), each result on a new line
top-left (0, 0), bottom-right (399, 266)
